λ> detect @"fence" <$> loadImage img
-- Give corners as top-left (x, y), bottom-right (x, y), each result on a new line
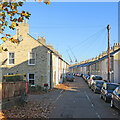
top-left (0, 74), bottom-right (27, 110)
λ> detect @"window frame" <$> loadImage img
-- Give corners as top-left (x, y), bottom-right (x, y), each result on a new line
top-left (7, 73), bottom-right (14, 75)
top-left (8, 52), bottom-right (15, 65)
top-left (28, 73), bottom-right (35, 86)
top-left (28, 52), bottom-right (36, 65)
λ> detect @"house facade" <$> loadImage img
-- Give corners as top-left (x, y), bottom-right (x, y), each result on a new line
top-left (69, 43), bottom-right (120, 83)
top-left (0, 20), bottom-right (69, 88)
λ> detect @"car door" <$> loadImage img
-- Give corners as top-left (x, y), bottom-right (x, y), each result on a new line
top-left (117, 88), bottom-right (120, 110)
top-left (112, 88), bottom-right (118, 107)
top-left (101, 83), bottom-right (106, 97)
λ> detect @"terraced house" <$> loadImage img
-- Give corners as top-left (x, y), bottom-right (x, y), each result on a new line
top-left (69, 43), bottom-right (120, 83)
top-left (0, 20), bottom-right (69, 89)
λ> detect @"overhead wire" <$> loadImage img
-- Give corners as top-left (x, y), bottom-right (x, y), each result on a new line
top-left (83, 29), bottom-right (107, 60)
top-left (67, 27), bottom-right (106, 63)
top-left (66, 27), bottom-right (106, 52)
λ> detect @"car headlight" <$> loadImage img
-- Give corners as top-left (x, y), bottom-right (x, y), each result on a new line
top-left (107, 93), bottom-right (112, 96)
top-left (105, 90), bottom-right (107, 95)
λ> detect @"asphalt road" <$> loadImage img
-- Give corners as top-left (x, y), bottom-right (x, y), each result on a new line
top-left (49, 77), bottom-right (120, 119)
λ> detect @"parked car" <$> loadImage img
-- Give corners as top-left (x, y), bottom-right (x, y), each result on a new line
top-left (66, 73), bottom-right (75, 82)
top-left (100, 83), bottom-right (120, 102)
top-left (91, 80), bottom-right (104, 93)
top-left (83, 74), bottom-right (90, 82)
top-left (110, 86), bottom-right (120, 110)
top-left (76, 73), bottom-right (81, 77)
top-left (89, 75), bottom-right (103, 88)
top-left (86, 75), bottom-right (90, 83)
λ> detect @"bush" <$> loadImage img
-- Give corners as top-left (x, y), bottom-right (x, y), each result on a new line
top-left (3, 74), bottom-right (26, 82)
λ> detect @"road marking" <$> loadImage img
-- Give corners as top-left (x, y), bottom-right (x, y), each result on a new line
top-left (84, 91), bottom-right (101, 119)
top-left (53, 89), bottom-right (64, 104)
top-left (96, 112), bottom-right (101, 119)
top-left (60, 89), bottom-right (64, 94)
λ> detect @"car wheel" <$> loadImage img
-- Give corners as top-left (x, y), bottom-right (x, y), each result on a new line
top-left (104, 96), bottom-right (107, 102)
top-left (100, 94), bottom-right (103, 99)
top-left (110, 100), bottom-right (114, 108)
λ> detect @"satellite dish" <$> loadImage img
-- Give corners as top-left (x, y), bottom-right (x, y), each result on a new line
top-left (17, 35), bottom-right (23, 42)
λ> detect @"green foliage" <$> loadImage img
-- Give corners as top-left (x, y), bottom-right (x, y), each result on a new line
top-left (3, 74), bottom-right (25, 82)
top-left (0, 0), bottom-right (50, 52)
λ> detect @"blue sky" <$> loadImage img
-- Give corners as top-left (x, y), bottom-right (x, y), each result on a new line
top-left (2, 2), bottom-right (118, 64)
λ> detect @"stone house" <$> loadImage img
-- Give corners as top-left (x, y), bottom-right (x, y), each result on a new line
top-left (0, 20), bottom-right (69, 88)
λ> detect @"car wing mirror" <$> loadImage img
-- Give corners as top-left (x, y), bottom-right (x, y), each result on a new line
top-left (103, 87), bottom-right (105, 89)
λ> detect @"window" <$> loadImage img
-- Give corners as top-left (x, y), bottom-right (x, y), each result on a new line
top-left (8, 52), bottom-right (15, 65)
top-left (28, 52), bottom-right (36, 65)
top-left (92, 76), bottom-right (103, 80)
top-left (7, 73), bottom-right (14, 75)
top-left (107, 84), bottom-right (119, 91)
top-left (28, 73), bottom-right (35, 86)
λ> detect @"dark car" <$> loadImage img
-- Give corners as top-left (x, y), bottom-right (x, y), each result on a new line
top-left (84, 75), bottom-right (90, 82)
top-left (91, 80), bottom-right (104, 93)
top-left (100, 83), bottom-right (120, 102)
top-left (110, 86), bottom-right (120, 110)
top-left (66, 74), bottom-right (75, 82)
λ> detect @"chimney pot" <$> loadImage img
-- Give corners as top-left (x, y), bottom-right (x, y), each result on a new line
top-left (43, 36), bottom-right (45, 39)
top-left (38, 36), bottom-right (41, 39)
top-left (22, 20), bottom-right (24, 24)
top-left (25, 20), bottom-right (27, 24)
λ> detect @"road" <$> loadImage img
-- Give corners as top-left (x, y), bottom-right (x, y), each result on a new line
top-left (49, 77), bottom-right (120, 119)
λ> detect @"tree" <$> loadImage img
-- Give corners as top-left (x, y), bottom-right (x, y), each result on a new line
top-left (0, 0), bottom-right (50, 52)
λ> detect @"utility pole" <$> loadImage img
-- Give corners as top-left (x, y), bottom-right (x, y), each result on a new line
top-left (107, 24), bottom-right (110, 82)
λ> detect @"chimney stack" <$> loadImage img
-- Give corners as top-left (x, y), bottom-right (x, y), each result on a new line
top-left (38, 36), bottom-right (46, 45)
top-left (47, 44), bottom-right (54, 51)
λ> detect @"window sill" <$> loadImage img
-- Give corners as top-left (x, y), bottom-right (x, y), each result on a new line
top-left (28, 64), bottom-right (36, 66)
top-left (8, 64), bottom-right (15, 65)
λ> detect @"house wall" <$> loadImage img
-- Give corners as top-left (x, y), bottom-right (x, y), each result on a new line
top-left (1, 22), bottom-right (49, 88)
top-left (113, 51), bottom-right (120, 83)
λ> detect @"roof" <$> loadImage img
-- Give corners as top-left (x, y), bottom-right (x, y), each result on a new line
top-left (28, 34), bottom-right (69, 65)
top-left (69, 48), bottom-right (120, 69)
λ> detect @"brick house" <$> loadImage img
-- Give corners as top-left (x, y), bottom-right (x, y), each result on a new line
top-left (0, 20), bottom-right (69, 88)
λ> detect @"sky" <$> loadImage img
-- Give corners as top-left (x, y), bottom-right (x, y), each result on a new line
top-left (2, 2), bottom-right (118, 64)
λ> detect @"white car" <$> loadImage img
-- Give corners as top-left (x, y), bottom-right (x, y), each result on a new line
top-left (90, 75), bottom-right (103, 87)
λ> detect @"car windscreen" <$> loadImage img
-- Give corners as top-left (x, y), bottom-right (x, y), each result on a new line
top-left (92, 76), bottom-right (102, 80)
top-left (107, 84), bottom-right (119, 91)
top-left (96, 81), bottom-right (104, 87)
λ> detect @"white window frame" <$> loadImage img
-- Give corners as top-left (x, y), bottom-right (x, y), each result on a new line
top-left (8, 52), bottom-right (15, 65)
top-left (28, 73), bottom-right (35, 86)
top-left (28, 52), bottom-right (36, 65)
top-left (7, 73), bottom-right (14, 75)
